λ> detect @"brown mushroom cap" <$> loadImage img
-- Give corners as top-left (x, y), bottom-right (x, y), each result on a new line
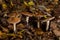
top-left (34, 12), bottom-right (45, 18)
top-left (7, 17), bottom-right (21, 24)
top-left (21, 12), bottom-right (34, 17)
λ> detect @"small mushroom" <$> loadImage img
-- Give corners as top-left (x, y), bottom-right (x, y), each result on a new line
top-left (34, 12), bottom-right (44, 28)
top-left (7, 17), bottom-right (21, 33)
top-left (21, 12), bottom-right (33, 26)
top-left (42, 17), bottom-right (55, 31)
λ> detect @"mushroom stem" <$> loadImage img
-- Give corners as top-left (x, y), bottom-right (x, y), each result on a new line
top-left (26, 16), bottom-right (29, 26)
top-left (37, 17), bottom-right (40, 28)
top-left (46, 21), bottom-right (50, 31)
top-left (13, 23), bottom-right (16, 33)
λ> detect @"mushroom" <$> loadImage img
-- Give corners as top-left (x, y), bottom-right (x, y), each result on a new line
top-left (21, 12), bottom-right (33, 26)
top-left (42, 17), bottom-right (55, 31)
top-left (7, 17), bottom-right (21, 33)
top-left (34, 12), bottom-right (44, 28)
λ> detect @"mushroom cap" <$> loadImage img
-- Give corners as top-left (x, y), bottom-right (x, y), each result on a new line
top-left (21, 12), bottom-right (45, 18)
top-left (21, 12), bottom-right (34, 17)
top-left (34, 12), bottom-right (45, 18)
top-left (42, 17), bottom-right (55, 22)
top-left (7, 17), bottom-right (21, 24)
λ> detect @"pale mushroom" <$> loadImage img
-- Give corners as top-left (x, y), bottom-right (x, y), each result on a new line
top-left (42, 17), bottom-right (55, 31)
top-left (34, 12), bottom-right (44, 28)
top-left (7, 17), bottom-right (21, 33)
top-left (21, 12), bottom-right (33, 26)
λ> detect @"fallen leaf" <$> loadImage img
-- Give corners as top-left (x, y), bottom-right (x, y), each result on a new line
top-left (2, 3), bottom-right (7, 9)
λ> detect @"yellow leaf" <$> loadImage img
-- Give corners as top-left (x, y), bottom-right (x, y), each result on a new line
top-left (28, 1), bottom-right (34, 6)
top-left (43, 15), bottom-right (47, 18)
top-left (2, 3), bottom-right (7, 9)
top-left (24, 1), bottom-right (28, 6)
